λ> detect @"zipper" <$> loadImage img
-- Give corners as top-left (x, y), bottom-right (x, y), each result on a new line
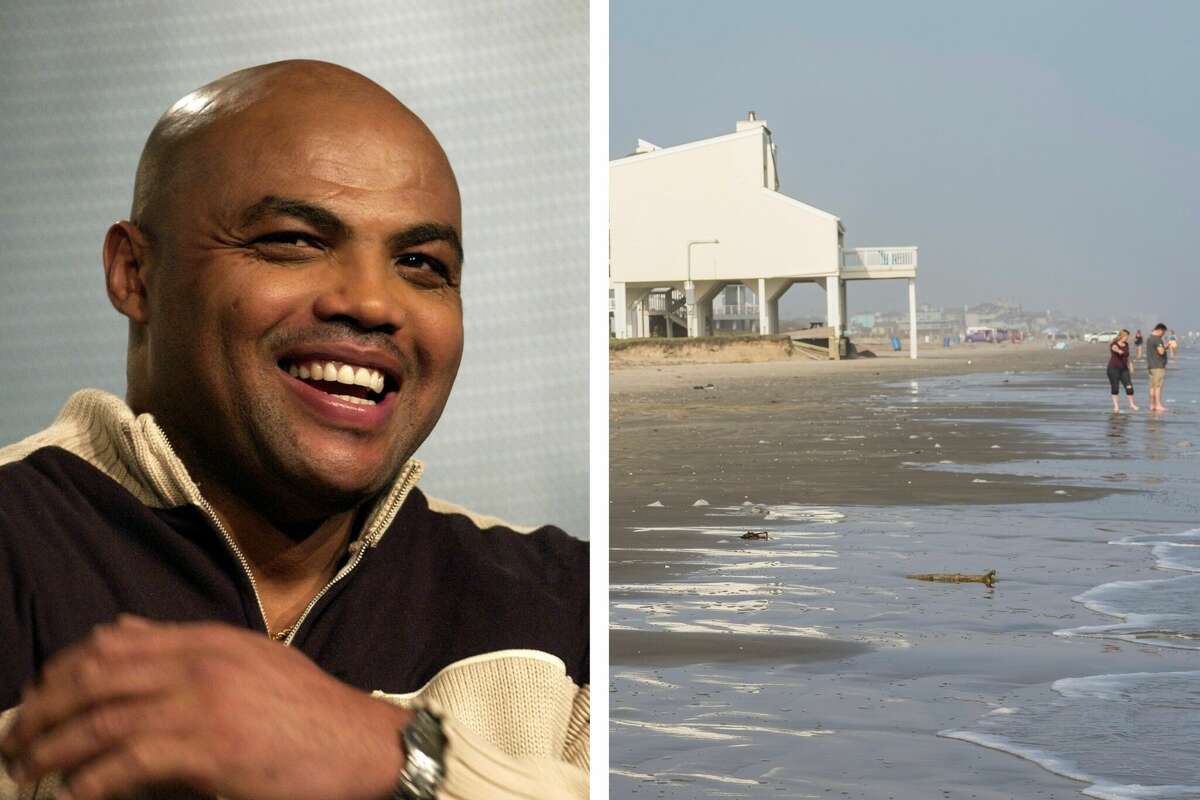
top-left (195, 493), bottom-right (276, 636)
top-left (282, 461), bottom-right (421, 646)
top-left (147, 422), bottom-right (421, 645)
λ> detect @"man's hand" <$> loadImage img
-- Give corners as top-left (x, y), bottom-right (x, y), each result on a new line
top-left (0, 616), bottom-right (412, 800)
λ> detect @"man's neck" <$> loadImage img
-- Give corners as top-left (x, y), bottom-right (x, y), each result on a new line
top-left (196, 476), bottom-right (363, 637)
top-left (130, 395), bottom-right (381, 636)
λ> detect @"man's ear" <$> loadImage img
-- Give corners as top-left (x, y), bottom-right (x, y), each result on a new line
top-left (103, 221), bottom-right (153, 323)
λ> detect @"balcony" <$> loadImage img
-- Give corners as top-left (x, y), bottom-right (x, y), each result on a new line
top-left (841, 246), bottom-right (917, 279)
top-left (713, 303), bottom-right (759, 320)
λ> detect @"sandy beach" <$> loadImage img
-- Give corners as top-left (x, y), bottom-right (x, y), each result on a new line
top-left (611, 342), bottom-right (1118, 511)
top-left (610, 341), bottom-right (1199, 798)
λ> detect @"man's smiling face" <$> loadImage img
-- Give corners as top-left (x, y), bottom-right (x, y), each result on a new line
top-left (127, 72), bottom-right (464, 522)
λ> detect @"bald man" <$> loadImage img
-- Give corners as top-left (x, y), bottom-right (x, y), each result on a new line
top-left (0, 61), bottom-right (588, 800)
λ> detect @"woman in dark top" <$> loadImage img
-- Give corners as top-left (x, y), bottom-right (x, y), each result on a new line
top-left (1108, 329), bottom-right (1138, 412)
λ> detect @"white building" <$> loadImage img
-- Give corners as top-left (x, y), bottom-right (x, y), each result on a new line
top-left (609, 113), bottom-right (920, 358)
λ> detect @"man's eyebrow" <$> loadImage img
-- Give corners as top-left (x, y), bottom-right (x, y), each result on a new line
top-left (237, 196), bottom-right (461, 262)
top-left (239, 196), bottom-right (350, 240)
top-left (388, 223), bottom-right (464, 264)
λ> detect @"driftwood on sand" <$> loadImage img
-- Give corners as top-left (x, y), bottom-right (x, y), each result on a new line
top-left (906, 569), bottom-right (997, 587)
top-left (740, 531), bottom-right (770, 540)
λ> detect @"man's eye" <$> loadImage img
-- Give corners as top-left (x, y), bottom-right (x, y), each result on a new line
top-left (254, 232), bottom-right (322, 248)
top-left (395, 253), bottom-right (454, 285)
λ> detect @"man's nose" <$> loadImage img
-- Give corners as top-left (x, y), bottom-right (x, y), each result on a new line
top-left (311, 251), bottom-right (406, 333)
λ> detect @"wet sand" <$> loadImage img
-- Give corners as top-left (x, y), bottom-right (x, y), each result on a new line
top-left (609, 341), bottom-right (1195, 798)
top-left (612, 628), bottom-right (871, 665)
top-left (612, 342), bottom-right (1116, 587)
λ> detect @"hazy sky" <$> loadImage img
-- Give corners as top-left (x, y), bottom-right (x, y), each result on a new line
top-left (611, 1), bottom-right (1199, 328)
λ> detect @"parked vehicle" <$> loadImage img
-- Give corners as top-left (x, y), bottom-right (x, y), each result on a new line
top-left (1084, 330), bottom-right (1120, 343)
top-left (965, 327), bottom-right (994, 343)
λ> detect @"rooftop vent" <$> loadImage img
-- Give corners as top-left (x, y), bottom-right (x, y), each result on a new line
top-left (736, 111), bottom-right (766, 132)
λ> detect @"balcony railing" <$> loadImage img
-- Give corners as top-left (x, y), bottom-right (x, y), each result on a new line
top-left (646, 291), bottom-right (686, 316)
top-left (841, 247), bottom-right (918, 270)
top-left (643, 292), bottom-right (756, 319)
top-left (714, 304), bottom-right (759, 319)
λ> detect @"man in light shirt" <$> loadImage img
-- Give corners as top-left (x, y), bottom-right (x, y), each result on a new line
top-left (1146, 322), bottom-right (1170, 412)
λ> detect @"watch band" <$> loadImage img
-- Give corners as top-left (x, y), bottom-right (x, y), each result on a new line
top-left (392, 707), bottom-right (447, 800)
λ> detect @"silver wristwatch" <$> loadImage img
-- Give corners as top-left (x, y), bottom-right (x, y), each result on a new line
top-left (392, 707), bottom-right (447, 800)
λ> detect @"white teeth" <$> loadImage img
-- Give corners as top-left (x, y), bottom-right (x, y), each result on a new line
top-left (332, 393), bottom-right (377, 406)
top-left (287, 359), bottom-right (389, 397)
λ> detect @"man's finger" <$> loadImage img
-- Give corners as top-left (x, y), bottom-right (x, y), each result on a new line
top-left (10, 696), bottom-right (184, 785)
top-left (4, 653), bottom-right (185, 757)
top-left (31, 623), bottom-right (162, 701)
top-left (58, 735), bottom-right (212, 800)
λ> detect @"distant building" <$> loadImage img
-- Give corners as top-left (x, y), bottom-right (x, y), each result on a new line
top-left (609, 113), bottom-right (921, 357)
top-left (848, 313), bottom-right (877, 333)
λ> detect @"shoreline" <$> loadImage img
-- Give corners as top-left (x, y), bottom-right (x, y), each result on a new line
top-left (609, 341), bottom-right (1187, 799)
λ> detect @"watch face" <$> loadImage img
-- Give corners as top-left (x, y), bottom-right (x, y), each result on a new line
top-left (396, 709), bottom-right (446, 800)
top-left (407, 709), bottom-right (448, 760)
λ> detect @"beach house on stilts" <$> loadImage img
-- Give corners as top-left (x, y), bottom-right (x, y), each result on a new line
top-left (609, 113), bottom-right (920, 359)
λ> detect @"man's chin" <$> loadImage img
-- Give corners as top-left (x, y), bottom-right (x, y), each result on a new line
top-left (257, 448), bottom-right (407, 517)
top-left (297, 465), bottom-right (400, 510)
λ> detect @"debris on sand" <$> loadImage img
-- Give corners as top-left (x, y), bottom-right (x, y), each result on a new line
top-left (693, 499), bottom-right (710, 506)
top-left (646, 500), bottom-right (664, 507)
top-left (740, 531), bottom-right (770, 540)
top-left (906, 569), bottom-right (997, 587)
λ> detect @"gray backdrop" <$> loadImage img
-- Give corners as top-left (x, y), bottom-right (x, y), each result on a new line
top-left (0, 0), bottom-right (589, 536)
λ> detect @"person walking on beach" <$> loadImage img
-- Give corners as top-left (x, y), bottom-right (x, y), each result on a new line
top-left (1134, 329), bottom-right (1144, 361)
top-left (1147, 323), bottom-right (1170, 412)
top-left (1107, 330), bottom-right (1138, 413)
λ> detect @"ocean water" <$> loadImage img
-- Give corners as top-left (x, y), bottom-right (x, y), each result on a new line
top-left (941, 524), bottom-right (1200, 798)
top-left (928, 351), bottom-right (1200, 798)
top-left (942, 670), bottom-right (1200, 799)
top-left (612, 347), bottom-right (1200, 798)
top-left (1057, 529), bottom-right (1200, 650)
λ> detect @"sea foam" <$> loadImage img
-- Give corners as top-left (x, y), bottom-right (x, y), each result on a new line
top-left (1056, 528), bottom-right (1200, 649)
top-left (942, 671), bottom-right (1200, 799)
